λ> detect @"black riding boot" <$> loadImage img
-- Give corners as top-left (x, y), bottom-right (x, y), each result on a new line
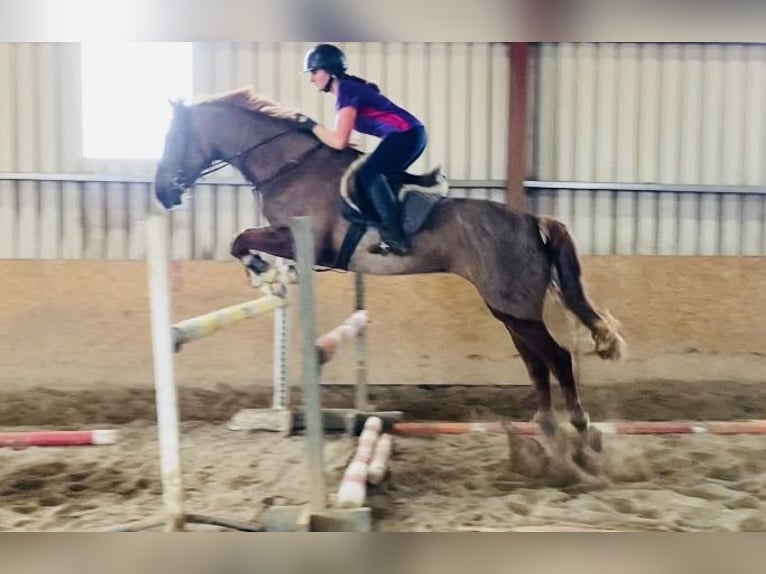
top-left (365, 174), bottom-right (410, 256)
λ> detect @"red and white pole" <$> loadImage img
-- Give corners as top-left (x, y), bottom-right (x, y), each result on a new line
top-left (0, 429), bottom-right (119, 448)
top-left (392, 420), bottom-right (766, 436)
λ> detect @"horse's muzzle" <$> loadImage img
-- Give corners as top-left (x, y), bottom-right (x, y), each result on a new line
top-left (155, 178), bottom-right (186, 210)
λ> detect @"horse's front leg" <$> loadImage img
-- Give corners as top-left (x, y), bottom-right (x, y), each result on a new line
top-left (231, 226), bottom-right (297, 296)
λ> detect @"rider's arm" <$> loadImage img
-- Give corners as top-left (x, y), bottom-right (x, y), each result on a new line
top-left (311, 106), bottom-right (356, 150)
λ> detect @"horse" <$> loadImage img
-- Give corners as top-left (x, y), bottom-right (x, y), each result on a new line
top-left (153, 87), bottom-right (626, 444)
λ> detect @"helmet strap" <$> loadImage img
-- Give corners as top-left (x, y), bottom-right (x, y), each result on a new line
top-left (323, 75), bottom-right (335, 93)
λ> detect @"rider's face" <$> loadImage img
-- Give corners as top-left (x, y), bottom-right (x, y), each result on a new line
top-left (309, 69), bottom-right (331, 91)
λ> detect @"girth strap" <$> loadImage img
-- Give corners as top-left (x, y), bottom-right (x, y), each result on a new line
top-left (334, 221), bottom-right (368, 270)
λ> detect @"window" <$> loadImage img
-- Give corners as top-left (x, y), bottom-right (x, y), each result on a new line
top-left (81, 42), bottom-right (193, 160)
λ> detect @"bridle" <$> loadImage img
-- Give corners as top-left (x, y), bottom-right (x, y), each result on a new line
top-left (167, 104), bottom-right (323, 196)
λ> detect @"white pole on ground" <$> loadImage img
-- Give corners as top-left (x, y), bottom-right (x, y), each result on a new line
top-left (291, 216), bottom-right (326, 512)
top-left (272, 258), bottom-right (290, 410)
top-left (145, 213), bottom-right (185, 532)
top-left (353, 273), bottom-right (368, 411)
top-left (335, 416), bottom-right (381, 508)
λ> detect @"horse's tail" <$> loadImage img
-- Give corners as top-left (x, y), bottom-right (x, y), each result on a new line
top-left (538, 216), bottom-right (627, 361)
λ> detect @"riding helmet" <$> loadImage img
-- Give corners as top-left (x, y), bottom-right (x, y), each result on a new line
top-left (302, 44), bottom-right (347, 76)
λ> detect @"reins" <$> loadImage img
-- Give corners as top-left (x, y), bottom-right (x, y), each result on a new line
top-left (196, 129), bottom-right (323, 189)
top-left (174, 104), bottom-right (323, 191)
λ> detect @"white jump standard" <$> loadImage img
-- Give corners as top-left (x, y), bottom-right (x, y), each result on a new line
top-left (136, 213), bottom-right (283, 532)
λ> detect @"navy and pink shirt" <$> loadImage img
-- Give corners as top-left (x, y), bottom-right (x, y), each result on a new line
top-left (336, 79), bottom-right (423, 138)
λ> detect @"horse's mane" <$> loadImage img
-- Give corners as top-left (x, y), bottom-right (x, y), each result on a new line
top-left (191, 86), bottom-right (362, 161)
top-left (194, 87), bottom-right (299, 122)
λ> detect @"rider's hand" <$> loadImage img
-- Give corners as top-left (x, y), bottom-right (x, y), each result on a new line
top-left (294, 113), bottom-right (317, 131)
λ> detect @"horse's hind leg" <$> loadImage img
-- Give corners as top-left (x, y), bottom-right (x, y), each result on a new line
top-left (230, 226), bottom-right (296, 294)
top-left (506, 330), bottom-right (557, 437)
top-left (492, 308), bottom-right (589, 433)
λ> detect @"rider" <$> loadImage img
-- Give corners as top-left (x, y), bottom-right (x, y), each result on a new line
top-left (297, 43), bottom-right (427, 256)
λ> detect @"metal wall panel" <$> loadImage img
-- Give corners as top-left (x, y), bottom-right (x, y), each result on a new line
top-left (0, 42), bottom-right (508, 260)
top-left (191, 42), bottom-right (508, 180)
top-left (532, 42), bottom-right (766, 255)
top-left (4, 42), bottom-right (762, 259)
top-left (527, 183), bottom-right (766, 257)
top-left (0, 176), bottom-right (505, 261)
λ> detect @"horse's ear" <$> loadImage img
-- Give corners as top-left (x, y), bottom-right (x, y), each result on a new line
top-left (168, 98), bottom-right (185, 109)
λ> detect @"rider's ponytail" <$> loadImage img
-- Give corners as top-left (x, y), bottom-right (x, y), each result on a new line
top-left (340, 73), bottom-right (380, 93)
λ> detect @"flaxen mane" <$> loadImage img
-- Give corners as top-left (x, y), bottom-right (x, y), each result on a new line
top-left (194, 87), bottom-right (300, 121)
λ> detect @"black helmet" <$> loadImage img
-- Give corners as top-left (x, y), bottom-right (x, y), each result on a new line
top-left (303, 44), bottom-right (347, 76)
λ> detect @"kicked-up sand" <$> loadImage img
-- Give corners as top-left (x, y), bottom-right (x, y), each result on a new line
top-left (0, 382), bottom-right (765, 531)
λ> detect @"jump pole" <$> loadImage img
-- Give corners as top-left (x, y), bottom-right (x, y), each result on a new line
top-left (227, 262), bottom-right (397, 436)
top-left (173, 295), bottom-right (288, 351)
top-left (174, 288), bottom-right (292, 432)
top-left (391, 420), bottom-right (766, 436)
top-left (0, 430), bottom-right (119, 448)
top-left (175, 257), bottom-right (292, 410)
top-left (334, 416), bottom-right (392, 509)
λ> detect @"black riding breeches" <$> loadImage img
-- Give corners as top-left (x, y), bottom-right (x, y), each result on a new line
top-left (355, 126), bottom-right (427, 190)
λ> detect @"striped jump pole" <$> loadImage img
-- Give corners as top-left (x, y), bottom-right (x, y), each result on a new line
top-left (335, 416), bottom-right (380, 508)
top-left (391, 420), bottom-right (766, 436)
top-left (173, 295), bottom-right (288, 351)
top-left (169, 250), bottom-right (291, 429)
top-left (0, 430), bottom-right (119, 448)
top-left (170, 254), bottom-right (290, 411)
top-left (334, 417), bottom-right (392, 509)
top-left (316, 310), bottom-right (368, 365)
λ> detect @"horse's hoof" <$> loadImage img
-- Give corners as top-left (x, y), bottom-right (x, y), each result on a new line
top-left (241, 253), bottom-right (271, 289)
top-left (531, 410), bottom-right (557, 437)
top-left (285, 264), bottom-right (298, 283)
top-left (272, 282), bottom-right (288, 298)
top-left (244, 268), bottom-right (263, 289)
top-left (587, 426), bottom-right (603, 453)
top-left (570, 409), bottom-right (590, 434)
top-left (243, 251), bottom-right (270, 274)
top-left (538, 417), bottom-right (557, 438)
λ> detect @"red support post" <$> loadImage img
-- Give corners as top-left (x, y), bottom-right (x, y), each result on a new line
top-left (506, 42), bottom-right (529, 212)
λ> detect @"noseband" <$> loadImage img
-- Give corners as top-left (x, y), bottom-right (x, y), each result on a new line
top-left (168, 105), bottom-right (323, 196)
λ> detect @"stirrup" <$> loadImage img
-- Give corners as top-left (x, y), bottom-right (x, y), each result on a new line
top-left (368, 240), bottom-right (410, 256)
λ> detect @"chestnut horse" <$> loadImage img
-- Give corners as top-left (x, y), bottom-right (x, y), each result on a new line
top-left (153, 88), bottom-right (625, 441)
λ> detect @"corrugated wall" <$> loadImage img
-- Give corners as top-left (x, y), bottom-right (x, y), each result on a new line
top-left (193, 43), bottom-right (510, 187)
top-left (0, 42), bottom-right (509, 260)
top-left (531, 42), bottom-right (766, 255)
top-left (3, 42), bottom-right (765, 260)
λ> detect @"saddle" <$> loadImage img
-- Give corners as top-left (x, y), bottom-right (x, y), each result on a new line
top-left (334, 155), bottom-right (449, 268)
